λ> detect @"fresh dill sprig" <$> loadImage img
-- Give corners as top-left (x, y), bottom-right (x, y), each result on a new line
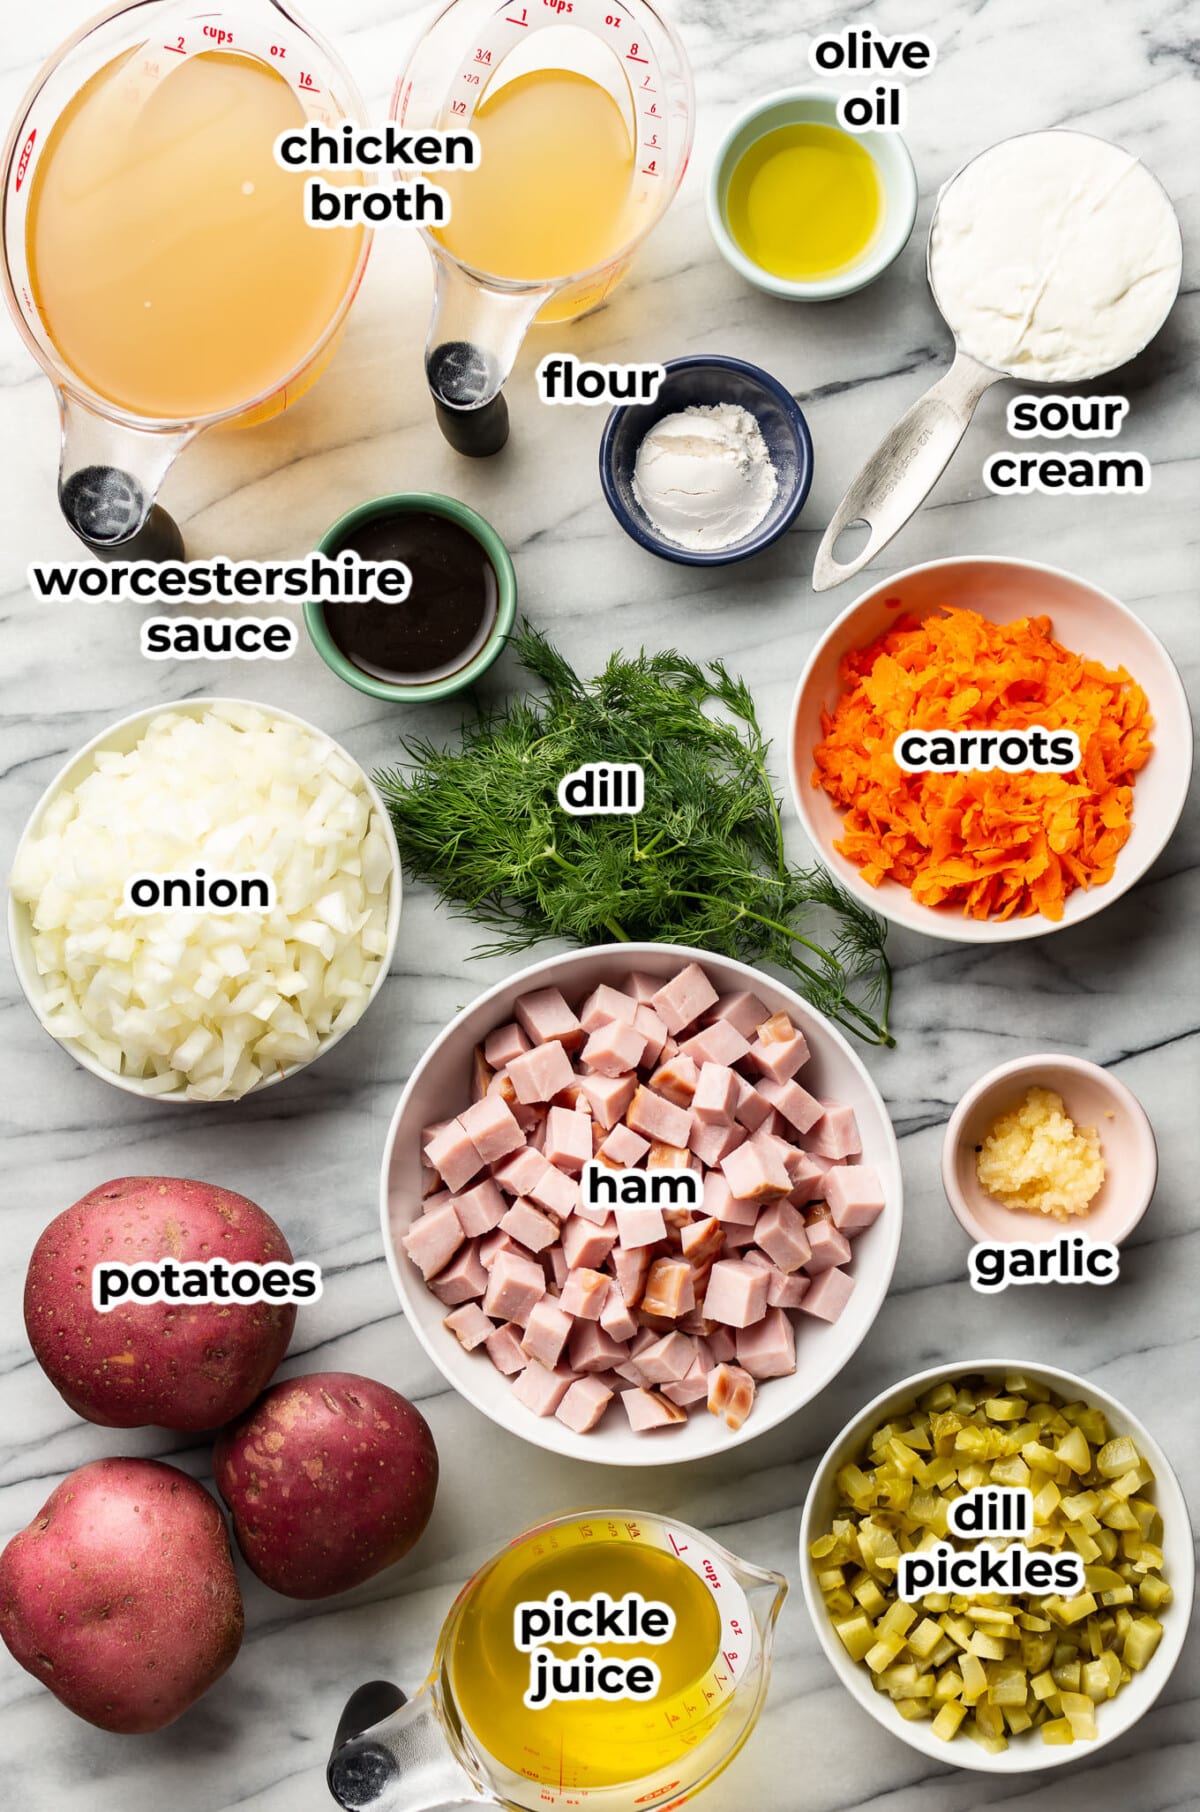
top-left (375, 624), bottom-right (894, 1046)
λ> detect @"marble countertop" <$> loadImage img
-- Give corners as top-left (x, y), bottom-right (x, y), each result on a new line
top-left (0, 1), bottom-right (1196, 1808)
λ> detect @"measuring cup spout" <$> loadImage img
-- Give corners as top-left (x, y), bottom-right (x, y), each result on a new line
top-left (328, 1677), bottom-right (497, 1812)
top-left (57, 393), bottom-right (191, 562)
top-left (424, 250), bottom-right (555, 457)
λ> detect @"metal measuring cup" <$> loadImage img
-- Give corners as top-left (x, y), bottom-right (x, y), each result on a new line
top-left (812, 131), bottom-right (1183, 593)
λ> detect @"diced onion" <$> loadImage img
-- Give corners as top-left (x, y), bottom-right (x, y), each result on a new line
top-left (10, 704), bottom-right (393, 1100)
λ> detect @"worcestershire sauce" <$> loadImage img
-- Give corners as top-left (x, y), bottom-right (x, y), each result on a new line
top-left (324, 509), bottom-right (498, 685)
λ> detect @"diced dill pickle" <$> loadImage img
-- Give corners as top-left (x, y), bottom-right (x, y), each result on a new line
top-left (1122, 1616), bottom-right (1163, 1672)
top-left (930, 1700), bottom-right (967, 1740)
top-left (835, 1615), bottom-right (875, 1662)
top-left (852, 1577), bottom-right (887, 1618)
top-left (908, 1617), bottom-right (943, 1659)
top-left (1030, 1669), bottom-right (1058, 1702)
top-left (1040, 1716), bottom-right (1075, 1745)
top-left (895, 1697), bottom-right (931, 1721)
top-left (879, 1600), bottom-right (917, 1638)
top-left (1056, 1426), bottom-right (1092, 1473)
top-left (1060, 1692), bottom-right (1098, 1740)
top-left (1097, 1436), bottom-right (1140, 1478)
top-left (1139, 1575), bottom-right (1172, 1613)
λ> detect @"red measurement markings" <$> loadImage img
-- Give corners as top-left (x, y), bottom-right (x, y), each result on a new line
top-left (474, 48), bottom-right (493, 63)
top-left (722, 1650), bottom-right (739, 1670)
top-left (667, 1531), bottom-right (687, 1556)
top-left (163, 40), bottom-right (186, 53)
top-left (635, 1781), bottom-right (682, 1804)
top-left (13, 129), bottom-right (36, 192)
top-left (505, 7), bottom-right (529, 23)
top-left (299, 72), bottom-right (321, 92)
top-left (626, 42), bottom-right (649, 63)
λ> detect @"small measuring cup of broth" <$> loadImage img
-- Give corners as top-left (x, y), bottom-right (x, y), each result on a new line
top-left (327, 1509), bottom-right (786, 1812)
top-left (393, 0), bottom-right (694, 455)
top-left (1, 0), bottom-right (372, 559)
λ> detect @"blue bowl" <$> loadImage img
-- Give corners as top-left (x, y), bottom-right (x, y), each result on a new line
top-left (599, 355), bottom-right (814, 566)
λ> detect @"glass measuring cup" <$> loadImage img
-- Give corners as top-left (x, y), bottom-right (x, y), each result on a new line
top-left (812, 130), bottom-right (1183, 592)
top-left (394, 0), bottom-right (693, 455)
top-left (327, 1508), bottom-right (786, 1812)
top-left (1, 0), bottom-right (373, 559)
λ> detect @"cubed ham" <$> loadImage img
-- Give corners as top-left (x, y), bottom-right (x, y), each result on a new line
top-left (528, 1163), bottom-right (578, 1221)
top-left (484, 1321), bottom-right (527, 1375)
top-left (621, 1387), bottom-right (688, 1431)
top-left (430, 1241), bottom-right (488, 1305)
top-left (513, 1361), bottom-right (576, 1417)
top-left (487, 1072), bottom-right (543, 1132)
top-left (545, 1244), bottom-right (569, 1291)
top-left (689, 1119), bottom-right (747, 1168)
top-left (402, 1202), bottom-right (464, 1280)
top-left (482, 1249), bottom-right (546, 1324)
top-left (484, 1022), bottom-right (530, 1069)
top-left (651, 963), bottom-right (719, 1034)
top-left (806, 1099), bottom-right (862, 1160)
top-left (479, 1229), bottom-right (519, 1268)
top-left (562, 1214), bottom-right (617, 1270)
top-left (508, 1040), bottom-right (576, 1104)
top-left (460, 1092), bottom-right (527, 1164)
top-left (691, 1062), bottom-right (741, 1127)
top-left (556, 1375), bottom-right (613, 1433)
top-left (579, 1071), bottom-right (638, 1128)
top-left (423, 1118), bottom-right (484, 1194)
top-left (636, 1331), bottom-right (695, 1383)
top-left (627, 1085), bottom-right (692, 1148)
top-left (703, 1260), bottom-right (770, 1328)
top-left (501, 1197), bottom-right (559, 1254)
top-left (744, 1028), bottom-right (810, 1084)
top-left (800, 1265), bottom-right (856, 1322)
top-left (613, 1244), bottom-right (650, 1307)
top-left (633, 1005), bottom-right (668, 1067)
top-left (804, 1219), bottom-right (853, 1273)
top-left (491, 1145), bottom-right (549, 1198)
top-left (680, 1216), bottom-right (725, 1264)
top-left (622, 971), bottom-right (662, 1003)
top-left (754, 1199), bottom-right (812, 1273)
top-left (707, 1363), bottom-right (756, 1430)
top-left (521, 1298), bottom-right (573, 1368)
top-left (720, 1134), bottom-right (791, 1204)
top-left (767, 1268), bottom-right (810, 1310)
top-left (679, 1019), bottom-right (751, 1069)
top-left (561, 1267), bottom-right (609, 1319)
top-left (421, 1120), bottom-right (451, 1160)
top-left (583, 1018), bottom-right (647, 1077)
top-left (472, 1046), bottom-right (494, 1101)
top-left (650, 1053), bottom-right (700, 1107)
top-left (614, 1202), bottom-right (667, 1248)
top-left (600, 1280), bottom-right (639, 1341)
top-left (443, 1303), bottom-right (494, 1352)
top-left (704, 991), bottom-right (770, 1039)
top-left (568, 1319), bottom-right (629, 1374)
top-left (706, 1325), bottom-right (737, 1363)
top-left (598, 1122), bottom-right (650, 1167)
top-left (733, 1076), bottom-right (773, 1131)
top-left (735, 1306), bottom-right (796, 1379)
top-left (755, 1076), bottom-right (823, 1136)
top-left (579, 983), bottom-right (639, 1030)
top-left (453, 1177), bottom-right (509, 1237)
top-left (824, 1164), bottom-right (885, 1232)
top-left (786, 1153), bottom-right (827, 1206)
top-left (544, 1106), bottom-right (593, 1174)
top-left (722, 1220), bottom-right (757, 1250)
top-left (515, 986), bottom-right (583, 1050)
top-left (664, 1359), bottom-right (713, 1406)
top-left (641, 1258), bottom-right (695, 1319)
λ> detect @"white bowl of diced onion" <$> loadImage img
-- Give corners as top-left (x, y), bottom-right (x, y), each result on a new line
top-left (800, 1359), bottom-right (1194, 1771)
top-left (7, 698), bottom-right (401, 1103)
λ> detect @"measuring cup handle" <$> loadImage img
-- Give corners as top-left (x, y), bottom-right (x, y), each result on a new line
top-left (58, 468), bottom-right (186, 563)
top-left (811, 352), bottom-right (999, 592)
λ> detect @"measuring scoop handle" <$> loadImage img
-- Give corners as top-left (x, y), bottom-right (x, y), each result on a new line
top-left (811, 351), bottom-right (999, 592)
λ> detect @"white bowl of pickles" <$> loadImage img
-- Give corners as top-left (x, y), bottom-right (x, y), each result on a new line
top-left (800, 1361), bottom-right (1193, 1771)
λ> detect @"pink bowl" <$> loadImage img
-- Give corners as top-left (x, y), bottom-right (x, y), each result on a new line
top-left (941, 1053), bottom-right (1157, 1245)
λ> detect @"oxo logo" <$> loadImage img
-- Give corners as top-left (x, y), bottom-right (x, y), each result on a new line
top-left (15, 129), bottom-right (36, 191)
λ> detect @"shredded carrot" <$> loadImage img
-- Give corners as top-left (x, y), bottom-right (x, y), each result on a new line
top-left (811, 608), bottom-right (1154, 921)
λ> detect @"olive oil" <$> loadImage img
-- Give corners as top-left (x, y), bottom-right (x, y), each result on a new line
top-left (726, 122), bottom-right (883, 282)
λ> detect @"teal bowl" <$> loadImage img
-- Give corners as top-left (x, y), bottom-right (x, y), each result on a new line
top-left (305, 492), bottom-right (517, 702)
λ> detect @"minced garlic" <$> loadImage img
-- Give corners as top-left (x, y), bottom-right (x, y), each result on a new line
top-left (976, 1086), bottom-right (1105, 1220)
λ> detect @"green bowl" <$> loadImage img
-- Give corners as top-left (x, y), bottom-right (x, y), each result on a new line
top-left (305, 492), bottom-right (517, 702)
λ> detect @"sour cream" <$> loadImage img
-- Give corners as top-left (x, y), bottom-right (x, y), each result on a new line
top-left (929, 131), bottom-right (1182, 382)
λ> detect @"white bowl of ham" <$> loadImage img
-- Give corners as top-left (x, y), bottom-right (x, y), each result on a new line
top-left (381, 944), bottom-right (901, 1465)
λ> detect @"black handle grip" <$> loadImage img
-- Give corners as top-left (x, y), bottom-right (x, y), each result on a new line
top-left (427, 342), bottom-right (510, 457)
top-left (59, 466), bottom-right (185, 562)
top-left (328, 1680), bottom-right (408, 1809)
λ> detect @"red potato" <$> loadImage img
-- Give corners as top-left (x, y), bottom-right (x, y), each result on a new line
top-left (214, 1372), bottom-right (438, 1599)
top-left (25, 1176), bottom-right (297, 1431)
top-left (0, 1457), bottom-right (243, 1734)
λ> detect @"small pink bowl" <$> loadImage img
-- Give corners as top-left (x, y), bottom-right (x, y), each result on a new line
top-left (942, 1054), bottom-right (1157, 1246)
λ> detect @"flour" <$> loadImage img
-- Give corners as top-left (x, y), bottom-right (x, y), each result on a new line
top-left (632, 404), bottom-right (778, 551)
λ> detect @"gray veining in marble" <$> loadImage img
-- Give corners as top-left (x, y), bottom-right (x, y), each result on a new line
top-left (0, 0), bottom-right (1196, 1807)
